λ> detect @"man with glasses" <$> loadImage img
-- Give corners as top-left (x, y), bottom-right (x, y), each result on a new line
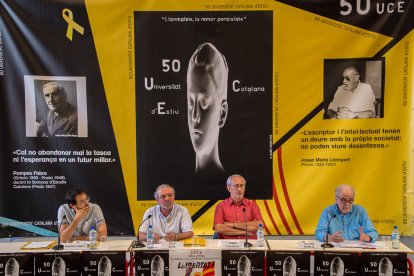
top-left (138, 184), bottom-right (193, 242)
top-left (315, 184), bottom-right (378, 243)
top-left (57, 188), bottom-right (107, 242)
top-left (214, 174), bottom-right (263, 239)
top-left (326, 66), bottom-right (376, 119)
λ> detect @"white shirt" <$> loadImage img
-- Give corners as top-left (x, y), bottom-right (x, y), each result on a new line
top-left (139, 204), bottom-right (193, 237)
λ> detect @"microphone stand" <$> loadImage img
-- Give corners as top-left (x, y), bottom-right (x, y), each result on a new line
top-left (321, 215), bottom-right (336, 248)
top-left (131, 215), bottom-right (152, 248)
top-left (242, 208), bottom-right (252, 248)
top-left (53, 215), bottom-right (66, 250)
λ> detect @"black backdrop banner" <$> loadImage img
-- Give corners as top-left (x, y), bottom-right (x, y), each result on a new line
top-left (0, 0), bottom-right (133, 236)
top-left (0, 0), bottom-right (413, 236)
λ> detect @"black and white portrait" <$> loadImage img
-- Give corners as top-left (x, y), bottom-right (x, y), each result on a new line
top-left (378, 257), bottom-right (392, 276)
top-left (51, 257), bottom-right (66, 276)
top-left (98, 256), bottom-right (112, 276)
top-left (283, 256), bottom-right (297, 276)
top-left (237, 255), bottom-right (251, 276)
top-left (151, 255), bottom-right (164, 276)
top-left (135, 11), bottom-right (273, 200)
top-left (324, 58), bottom-right (384, 119)
top-left (187, 42), bottom-right (229, 179)
top-left (5, 258), bottom-right (19, 276)
top-left (329, 256), bottom-right (344, 276)
top-left (24, 75), bottom-right (88, 137)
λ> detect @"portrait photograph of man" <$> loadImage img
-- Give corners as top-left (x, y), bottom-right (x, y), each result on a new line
top-left (323, 58), bottom-right (384, 119)
top-left (24, 76), bottom-right (88, 137)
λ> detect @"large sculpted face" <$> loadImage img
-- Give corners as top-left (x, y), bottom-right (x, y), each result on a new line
top-left (186, 43), bottom-right (228, 158)
top-left (187, 69), bottom-right (224, 155)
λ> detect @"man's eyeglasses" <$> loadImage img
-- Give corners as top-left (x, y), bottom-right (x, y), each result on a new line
top-left (343, 76), bottom-right (351, 81)
top-left (77, 197), bottom-right (90, 207)
top-left (231, 184), bottom-right (246, 189)
top-left (336, 197), bottom-right (354, 204)
top-left (158, 193), bottom-right (174, 199)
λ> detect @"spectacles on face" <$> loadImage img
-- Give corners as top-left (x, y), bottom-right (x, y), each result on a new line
top-left (343, 76), bottom-right (351, 81)
top-left (336, 197), bottom-right (354, 204)
top-left (158, 193), bottom-right (174, 200)
top-left (76, 196), bottom-right (90, 207)
top-left (231, 184), bottom-right (246, 189)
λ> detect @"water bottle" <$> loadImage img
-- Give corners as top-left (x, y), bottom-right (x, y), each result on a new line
top-left (256, 223), bottom-right (265, 247)
top-left (147, 225), bottom-right (154, 248)
top-left (391, 225), bottom-right (400, 249)
top-left (89, 226), bottom-right (97, 249)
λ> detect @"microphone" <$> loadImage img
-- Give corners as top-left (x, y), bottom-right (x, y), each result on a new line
top-left (53, 215), bottom-right (66, 250)
top-left (131, 215), bottom-right (152, 248)
top-left (321, 214), bottom-right (336, 248)
top-left (242, 208), bottom-right (252, 248)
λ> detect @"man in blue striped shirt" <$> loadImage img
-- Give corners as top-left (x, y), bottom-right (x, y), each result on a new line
top-left (315, 184), bottom-right (378, 243)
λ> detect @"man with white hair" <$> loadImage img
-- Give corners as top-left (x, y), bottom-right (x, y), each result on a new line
top-left (315, 184), bottom-right (378, 243)
top-left (36, 81), bottom-right (78, 136)
top-left (326, 66), bottom-right (376, 119)
top-left (214, 174), bottom-right (263, 239)
top-left (138, 184), bottom-right (193, 242)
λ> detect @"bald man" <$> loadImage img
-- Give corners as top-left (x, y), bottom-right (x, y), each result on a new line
top-left (186, 42), bottom-right (229, 176)
top-left (315, 184), bottom-right (378, 243)
top-left (326, 66), bottom-right (376, 119)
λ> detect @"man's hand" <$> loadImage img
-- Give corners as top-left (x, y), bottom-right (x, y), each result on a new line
top-left (328, 231), bottom-right (344, 243)
top-left (74, 205), bottom-right (89, 221)
top-left (35, 121), bottom-right (49, 137)
top-left (224, 221), bottom-right (237, 228)
top-left (163, 233), bottom-right (176, 242)
top-left (337, 107), bottom-right (357, 119)
top-left (153, 233), bottom-right (161, 243)
top-left (359, 226), bottom-right (371, 242)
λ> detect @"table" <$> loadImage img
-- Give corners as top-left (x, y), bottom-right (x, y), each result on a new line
top-left (267, 239), bottom-right (413, 275)
top-left (0, 239), bottom-right (134, 275)
top-left (0, 238), bottom-right (412, 275)
top-left (131, 239), bottom-right (267, 275)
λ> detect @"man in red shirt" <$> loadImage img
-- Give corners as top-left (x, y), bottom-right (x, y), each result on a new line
top-left (214, 174), bottom-right (263, 239)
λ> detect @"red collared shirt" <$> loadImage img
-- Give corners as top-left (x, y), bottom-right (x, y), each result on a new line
top-left (214, 197), bottom-right (263, 239)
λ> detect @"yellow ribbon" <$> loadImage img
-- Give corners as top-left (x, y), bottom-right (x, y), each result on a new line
top-left (62, 8), bottom-right (84, 41)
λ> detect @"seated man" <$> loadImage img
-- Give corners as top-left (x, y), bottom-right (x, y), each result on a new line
top-left (214, 174), bottom-right (263, 239)
top-left (57, 188), bottom-right (107, 242)
top-left (315, 184), bottom-right (378, 243)
top-left (138, 184), bottom-right (193, 242)
top-left (326, 66), bottom-right (376, 119)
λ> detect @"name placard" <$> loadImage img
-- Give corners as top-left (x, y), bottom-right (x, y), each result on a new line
top-left (167, 241), bottom-right (184, 249)
top-left (218, 240), bottom-right (245, 249)
top-left (62, 243), bottom-right (88, 250)
top-left (298, 241), bottom-right (315, 249)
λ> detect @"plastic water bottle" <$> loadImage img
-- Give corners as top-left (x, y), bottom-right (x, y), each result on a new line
top-left (391, 225), bottom-right (400, 249)
top-left (256, 223), bottom-right (265, 247)
top-left (89, 226), bottom-right (97, 249)
top-left (147, 225), bottom-right (154, 248)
